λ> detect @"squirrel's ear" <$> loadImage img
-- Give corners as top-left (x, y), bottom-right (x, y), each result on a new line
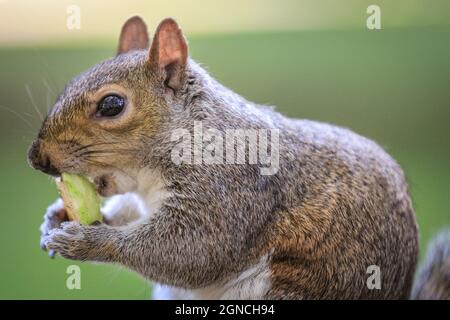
top-left (148, 18), bottom-right (188, 91)
top-left (117, 16), bottom-right (149, 55)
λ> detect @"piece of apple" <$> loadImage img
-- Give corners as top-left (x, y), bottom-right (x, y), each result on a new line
top-left (56, 173), bottom-right (102, 225)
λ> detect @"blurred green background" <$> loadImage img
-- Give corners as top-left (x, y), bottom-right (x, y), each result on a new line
top-left (0, 0), bottom-right (449, 299)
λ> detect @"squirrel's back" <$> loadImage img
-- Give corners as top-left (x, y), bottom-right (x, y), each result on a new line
top-left (258, 114), bottom-right (419, 298)
top-left (151, 69), bottom-right (420, 298)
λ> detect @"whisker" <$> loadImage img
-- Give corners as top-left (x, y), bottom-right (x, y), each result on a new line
top-left (84, 158), bottom-right (134, 179)
top-left (15, 110), bottom-right (35, 118)
top-left (42, 78), bottom-right (56, 96)
top-left (42, 79), bottom-right (56, 113)
top-left (71, 141), bottom-right (120, 154)
top-left (77, 149), bottom-right (138, 158)
top-left (46, 87), bottom-right (51, 113)
top-left (0, 104), bottom-right (35, 129)
top-left (25, 84), bottom-right (44, 121)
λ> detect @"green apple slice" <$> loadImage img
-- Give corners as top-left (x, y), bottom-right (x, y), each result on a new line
top-left (56, 173), bottom-right (102, 225)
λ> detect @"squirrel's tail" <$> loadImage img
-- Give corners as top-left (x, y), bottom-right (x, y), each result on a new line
top-left (411, 231), bottom-right (450, 300)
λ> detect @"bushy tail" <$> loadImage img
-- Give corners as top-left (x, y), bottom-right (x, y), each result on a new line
top-left (411, 231), bottom-right (450, 300)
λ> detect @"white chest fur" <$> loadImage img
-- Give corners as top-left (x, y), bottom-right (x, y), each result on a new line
top-left (132, 169), bottom-right (172, 220)
top-left (153, 254), bottom-right (272, 300)
top-left (102, 169), bottom-right (171, 226)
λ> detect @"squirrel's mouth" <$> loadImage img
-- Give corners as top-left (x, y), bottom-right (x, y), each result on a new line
top-left (92, 173), bottom-right (121, 197)
top-left (93, 174), bottom-right (112, 197)
top-left (93, 175), bottom-right (108, 195)
top-left (88, 169), bottom-right (137, 197)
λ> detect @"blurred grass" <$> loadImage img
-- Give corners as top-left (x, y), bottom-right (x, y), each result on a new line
top-left (0, 27), bottom-right (449, 299)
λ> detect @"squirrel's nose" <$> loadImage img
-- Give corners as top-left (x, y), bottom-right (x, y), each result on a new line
top-left (28, 140), bottom-right (60, 177)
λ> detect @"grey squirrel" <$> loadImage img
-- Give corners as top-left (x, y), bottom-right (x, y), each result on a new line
top-left (27, 16), bottom-right (449, 299)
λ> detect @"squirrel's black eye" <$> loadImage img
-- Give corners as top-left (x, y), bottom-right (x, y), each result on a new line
top-left (96, 95), bottom-right (125, 117)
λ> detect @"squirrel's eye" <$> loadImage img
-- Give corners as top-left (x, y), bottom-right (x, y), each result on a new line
top-left (96, 95), bottom-right (125, 117)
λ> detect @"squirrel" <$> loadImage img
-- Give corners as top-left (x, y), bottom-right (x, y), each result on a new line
top-left (27, 16), bottom-right (449, 299)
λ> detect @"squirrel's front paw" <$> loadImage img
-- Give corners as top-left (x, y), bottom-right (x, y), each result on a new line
top-left (43, 221), bottom-right (120, 262)
top-left (40, 198), bottom-right (69, 258)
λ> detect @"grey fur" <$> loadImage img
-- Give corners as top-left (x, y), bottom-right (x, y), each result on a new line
top-left (29, 18), bottom-right (446, 299)
top-left (411, 232), bottom-right (450, 299)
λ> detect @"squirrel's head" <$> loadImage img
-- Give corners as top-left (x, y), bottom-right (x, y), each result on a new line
top-left (28, 16), bottom-right (188, 196)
